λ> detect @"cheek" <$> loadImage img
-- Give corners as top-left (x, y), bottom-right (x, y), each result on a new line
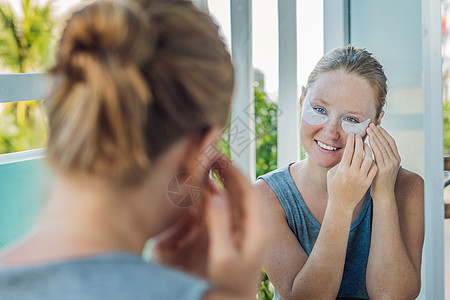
top-left (300, 120), bottom-right (318, 135)
top-left (300, 122), bottom-right (316, 143)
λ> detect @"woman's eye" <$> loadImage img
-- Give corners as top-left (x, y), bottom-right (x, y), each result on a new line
top-left (344, 116), bottom-right (359, 123)
top-left (314, 107), bottom-right (326, 114)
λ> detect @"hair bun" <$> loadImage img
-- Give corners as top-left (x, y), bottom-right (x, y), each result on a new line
top-left (47, 0), bottom-right (153, 179)
top-left (58, 0), bottom-right (151, 73)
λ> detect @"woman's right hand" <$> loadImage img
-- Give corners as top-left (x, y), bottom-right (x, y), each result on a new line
top-left (327, 134), bottom-right (377, 211)
top-left (205, 158), bottom-right (268, 298)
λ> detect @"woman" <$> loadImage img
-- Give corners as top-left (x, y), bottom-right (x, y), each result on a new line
top-left (0, 0), bottom-right (267, 299)
top-left (255, 46), bottom-right (424, 299)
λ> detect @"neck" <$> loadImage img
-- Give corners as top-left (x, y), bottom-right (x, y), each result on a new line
top-left (297, 157), bottom-right (332, 192)
top-left (27, 169), bottom-right (174, 259)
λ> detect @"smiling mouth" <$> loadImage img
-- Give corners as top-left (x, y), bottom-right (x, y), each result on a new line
top-left (315, 140), bottom-right (342, 151)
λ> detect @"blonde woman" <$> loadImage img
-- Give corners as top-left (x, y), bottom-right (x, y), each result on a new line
top-left (0, 1), bottom-right (267, 299)
top-left (256, 46), bottom-right (424, 299)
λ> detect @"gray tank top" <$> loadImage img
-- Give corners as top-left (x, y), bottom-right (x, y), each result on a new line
top-left (0, 252), bottom-right (210, 300)
top-left (258, 162), bottom-right (372, 299)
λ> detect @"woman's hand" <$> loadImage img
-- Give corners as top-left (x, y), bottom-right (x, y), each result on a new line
top-left (205, 158), bottom-right (268, 297)
top-left (327, 134), bottom-right (377, 211)
top-left (366, 123), bottom-right (401, 200)
top-left (152, 209), bottom-right (209, 278)
top-left (153, 157), bottom-right (268, 298)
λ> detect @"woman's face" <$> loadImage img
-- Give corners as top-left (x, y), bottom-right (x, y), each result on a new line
top-left (300, 70), bottom-right (379, 169)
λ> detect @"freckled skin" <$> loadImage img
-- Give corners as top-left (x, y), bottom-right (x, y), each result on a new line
top-left (300, 70), bottom-right (379, 169)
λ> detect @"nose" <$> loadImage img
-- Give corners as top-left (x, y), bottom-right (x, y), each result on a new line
top-left (321, 119), bottom-right (341, 140)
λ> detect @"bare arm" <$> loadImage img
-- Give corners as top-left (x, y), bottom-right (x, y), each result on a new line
top-left (366, 125), bottom-right (424, 299)
top-left (366, 168), bottom-right (424, 299)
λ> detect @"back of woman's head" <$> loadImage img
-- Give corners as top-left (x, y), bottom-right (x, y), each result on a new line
top-left (46, 0), bottom-right (234, 183)
top-left (302, 45), bottom-right (387, 119)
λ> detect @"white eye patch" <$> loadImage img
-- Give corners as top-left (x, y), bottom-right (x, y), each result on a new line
top-left (301, 98), bottom-right (328, 125)
top-left (302, 98), bottom-right (371, 136)
top-left (341, 118), bottom-right (371, 136)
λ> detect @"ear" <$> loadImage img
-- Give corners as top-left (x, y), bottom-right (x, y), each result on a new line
top-left (375, 110), bottom-right (385, 125)
top-left (300, 86), bottom-right (306, 106)
top-left (300, 86), bottom-right (306, 107)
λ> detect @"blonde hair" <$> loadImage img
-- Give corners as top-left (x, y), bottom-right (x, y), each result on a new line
top-left (46, 0), bottom-right (234, 183)
top-left (302, 45), bottom-right (387, 119)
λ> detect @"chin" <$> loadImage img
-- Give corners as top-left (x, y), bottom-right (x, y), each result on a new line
top-left (307, 152), bottom-right (341, 169)
top-left (316, 160), bottom-right (339, 169)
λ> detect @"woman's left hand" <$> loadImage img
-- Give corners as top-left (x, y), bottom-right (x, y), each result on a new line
top-left (366, 123), bottom-right (401, 200)
top-left (152, 208), bottom-right (209, 278)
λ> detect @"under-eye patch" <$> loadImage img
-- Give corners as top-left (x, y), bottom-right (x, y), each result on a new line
top-left (301, 98), bottom-right (328, 125)
top-left (341, 118), bottom-right (371, 136)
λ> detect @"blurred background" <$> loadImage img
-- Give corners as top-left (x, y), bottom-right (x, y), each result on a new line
top-left (0, 0), bottom-right (448, 299)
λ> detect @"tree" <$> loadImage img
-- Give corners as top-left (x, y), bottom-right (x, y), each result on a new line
top-left (0, 0), bottom-right (55, 154)
top-left (0, 0), bottom-right (55, 73)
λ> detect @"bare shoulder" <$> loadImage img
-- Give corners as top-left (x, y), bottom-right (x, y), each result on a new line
top-left (395, 168), bottom-right (424, 188)
top-left (395, 168), bottom-right (424, 194)
top-left (394, 168), bottom-right (424, 213)
top-left (253, 179), bottom-right (276, 201)
top-left (253, 178), bottom-right (286, 219)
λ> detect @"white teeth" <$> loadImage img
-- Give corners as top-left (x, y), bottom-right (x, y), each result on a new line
top-left (317, 141), bottom-right (337, 151)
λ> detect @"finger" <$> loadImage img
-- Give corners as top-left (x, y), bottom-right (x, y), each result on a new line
top-left (367, 127), bottom-right (385, 166)
top-left (154, 212), bottom-right (196, 249)
top-left (205, 185), bottom-right (235, 255)
top-left (368, 124), bottom-right (393, 161)
top-left (340, 134), bottom-right (355, 167)
top-left (361, 143), bottom-right (373, 175)
top-left (210, 155), bottom-right (232, 184)
top-left (351, 134), bottom-right (364, 169)
top-left (212, 161), bottom-right (249, 227)
top-left (177, 221), bottom-right (208, 249)
top-left (367, 162), bottom-right (378, 184)
top-left (377, 126), bottom-right (401, 162)
top-left (211, 162), bottom-right (267, 255)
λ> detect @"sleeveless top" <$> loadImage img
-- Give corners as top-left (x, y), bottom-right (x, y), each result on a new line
top-left (0, 252), bottom-right (210, 300)
top-left (258, 162), bottom-right (372, 300)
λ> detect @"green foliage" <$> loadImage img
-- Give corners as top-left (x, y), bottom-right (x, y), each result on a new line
top-left (254, 85), bottom-right (278, 177)
top-left (258, 269), bottom-right (274, 300)
top-left (0, 0), bottom-right (56, 154)
top-left (444, 101), bottom-right (450, 154)
top-left (0, 100), bottom-right (47, 153)
top-left (217, 84), bottom-right (279, 178)
top-left (0, 0), bottom-right (55, 73)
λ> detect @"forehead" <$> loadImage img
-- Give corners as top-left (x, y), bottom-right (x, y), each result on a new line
top-left (307, 70), bottom-right (377, 118)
